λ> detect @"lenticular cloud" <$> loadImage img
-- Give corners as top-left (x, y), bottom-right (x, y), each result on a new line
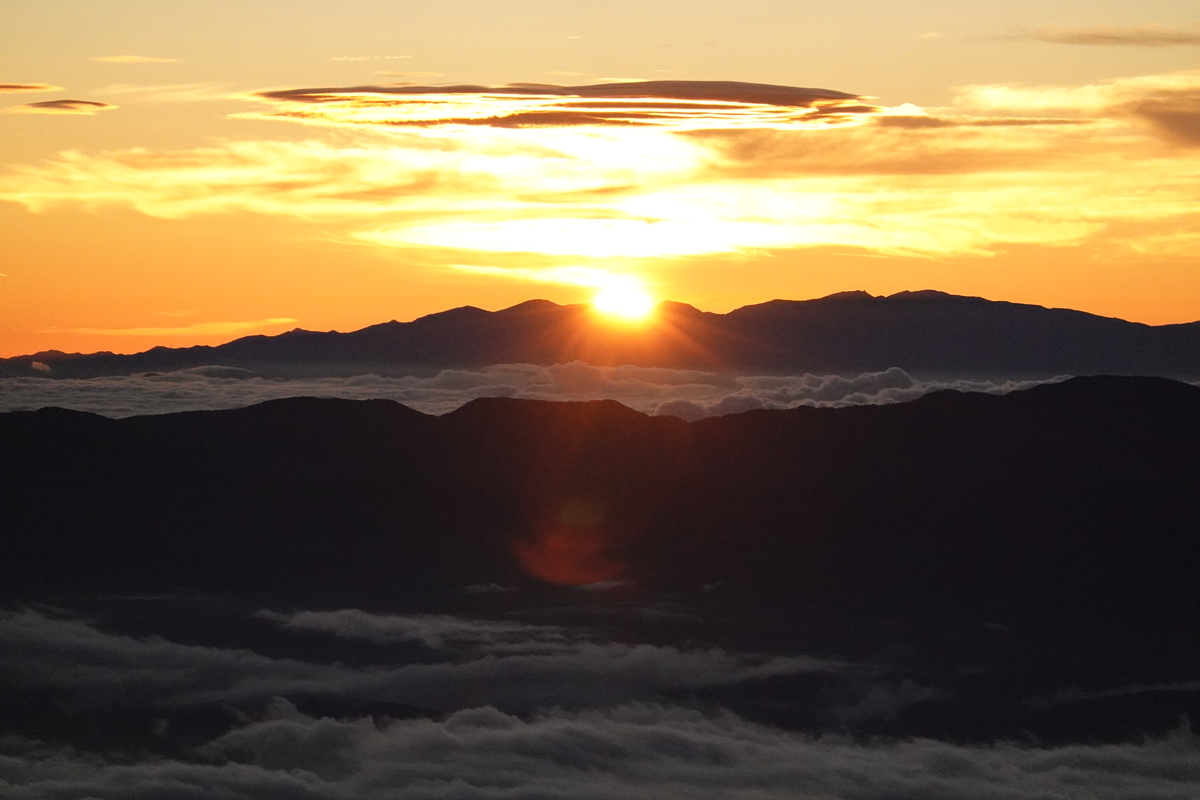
top-left (0, 364), bottom-right (1057, 419)
top-left (242, 80), bottom-right (880, 131)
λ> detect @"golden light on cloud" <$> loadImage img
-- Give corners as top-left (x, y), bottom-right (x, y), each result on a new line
top-left (91, 55), bottom-right (179, 64)
top-left (42, 318), bottom-right (298, 337)
top-left (364, 218), bottom-right (780, 258)
top-left (1, 75), bottom-right (1199, 302)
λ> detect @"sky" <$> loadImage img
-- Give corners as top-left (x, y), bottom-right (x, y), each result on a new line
top-left (2, 0), bottom-right (1200, 357)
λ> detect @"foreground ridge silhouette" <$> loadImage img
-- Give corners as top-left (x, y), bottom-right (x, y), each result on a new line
top-left (3, 376), bottom-right (1199, 739)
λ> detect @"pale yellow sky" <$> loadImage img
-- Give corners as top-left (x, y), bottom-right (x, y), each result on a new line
top-left (2, 1), bottom-right (1199, 356)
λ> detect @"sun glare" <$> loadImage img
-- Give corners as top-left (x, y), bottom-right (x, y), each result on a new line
top-left (593, 282), bottom-right (655, 321)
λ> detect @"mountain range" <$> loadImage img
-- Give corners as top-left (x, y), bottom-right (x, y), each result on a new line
top-left (7, 290), bottom-right (1200, 379)
top-left (3, 375), bottom-right (1198, 741)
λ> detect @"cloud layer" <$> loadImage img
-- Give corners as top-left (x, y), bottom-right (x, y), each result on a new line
top-left (91, 55), bottom-right (179, 64)
top-left (1, 74), bottom-right (1198, 265)
top-left (42, 317), bottom-right (298, 337)
top-left (0, 364), bottom-right (1056, 418)
top-left (0, 608), bottom-right (836, 714)
top-left (2, 697), bottom-right (1197, 800)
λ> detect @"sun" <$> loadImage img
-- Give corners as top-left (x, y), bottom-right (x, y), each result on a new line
top-left (592, 282), bottom-right (655, 321)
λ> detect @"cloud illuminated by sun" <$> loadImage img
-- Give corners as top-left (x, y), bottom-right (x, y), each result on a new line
top-left (2, 74), bottom-right (1199, 271)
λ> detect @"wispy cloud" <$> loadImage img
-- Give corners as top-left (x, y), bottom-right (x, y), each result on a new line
top-left (0, 83), bottom-right (61, 93)
top-left (91, 55), bottom-right (179, 64)
top-left (1026, 23), bottom-right (1200, 47)
top-left (377, 71), bottom-right (444, 80)
top-left (1, 76), bottom-right (1198, 262)
top-left (953, 70), bottom-right (1200, 145)
top-left (3, 99), bottom-right (116, 115)
top-left (331, 55), bottom-right (411, 62)
top-left (40, 318), bottom-right (298, 337)
top-left (97, 83), bottom-right (235, 102)
top-left (442, 264), bottom-right (649, 291)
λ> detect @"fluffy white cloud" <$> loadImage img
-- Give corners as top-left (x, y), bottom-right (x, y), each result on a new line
top-left (0, 364), bottom-right (1059, 418)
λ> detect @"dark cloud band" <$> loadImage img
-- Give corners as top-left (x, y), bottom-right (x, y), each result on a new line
top-left (1027, 24), bottom-right (1200, 47)
top-left (0, 83), bottom-right (62, 93)
top-left (5, 99), bottom-right (117, 115)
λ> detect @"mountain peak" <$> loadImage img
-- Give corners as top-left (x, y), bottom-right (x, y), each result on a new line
top-left (4, 291), bottom-right (1199, 380)
top-left (498, 299), bottom-right (565, 314)
top-left (818, 290), bottom-right (875, 301)
top-left (411, 305), bottom-right (491, 324)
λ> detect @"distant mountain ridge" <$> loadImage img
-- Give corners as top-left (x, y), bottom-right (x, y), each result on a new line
top-left (6, 290), bottom-right (1200, 379)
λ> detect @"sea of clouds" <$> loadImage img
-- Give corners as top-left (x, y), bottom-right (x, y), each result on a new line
top-left (0, 363), bottom-right (1061, 419)
top-left (1, 605), bottom-right (1197, 800)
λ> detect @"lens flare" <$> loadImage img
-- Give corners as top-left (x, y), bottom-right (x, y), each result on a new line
top-left (514, 499), bottom-right (625, 586)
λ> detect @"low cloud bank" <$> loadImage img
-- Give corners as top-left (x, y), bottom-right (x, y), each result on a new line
top-left (2, 700), bottom-right (1197, 800)
top-left (1, 607), bottom-right (1197, 799)
top-left (0, 363), bottom-right (1059, 418)
top-left (0, 609), bottom-right (839, 714)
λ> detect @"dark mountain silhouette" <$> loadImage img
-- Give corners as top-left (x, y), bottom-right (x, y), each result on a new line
top-left (6, 290), bottom-right (1200, 379)
top-left (2, 376), bottom-right (1198, 741)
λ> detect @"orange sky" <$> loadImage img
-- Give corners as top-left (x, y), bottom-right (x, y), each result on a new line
top-left (2, 1), bottom-right (1200, 357)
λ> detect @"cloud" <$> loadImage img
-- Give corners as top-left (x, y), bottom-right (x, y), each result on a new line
top-left (0, 609), bottom-right (839, 714)
top-left (442, 264), bottom-right (650, 290)
top-left (91, 55), bottom-right (179, 64)
top-left (1, 75), bottom-right (1198, 259)
top-left (97, 83), bottom-right (236, 102)
top-left (39, 318), bottom-right (299, 337)
top-left (3, 99), bottom-right (116, 115)
top-left (331, 55), bottom-right (412, 62)
top-left (952, 71), bottom-right (1200, 147)
top-left (2, 701), bottom-right (1198, 800)
top-left (0, 364), bottom-right (1057, 418)
top-left (1030, 679), bottom-right (1200, 709)
top-left (1026, 23), bottom-right (1200, 46)
top-left (241, 80), bottom-right (877, 131)
top-left (0, 137), bottom-right (558, 219)
top-left (256, 609), bottom-right (572, 651)
top-left (0, 83), bottom-right (61, 93)
top-left (377, 71), bottom-right (444, 79)
top-left (2, 606), bottom-right (1195, 798)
